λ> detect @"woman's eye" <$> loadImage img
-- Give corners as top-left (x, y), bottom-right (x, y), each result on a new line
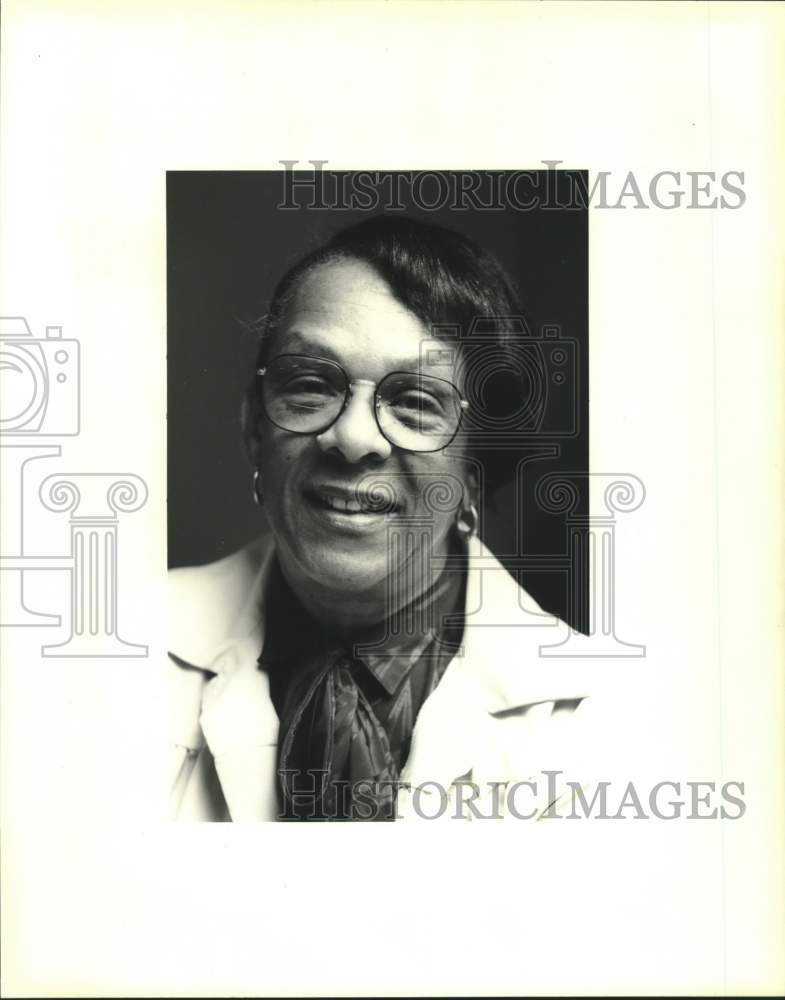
top-left (392, 392), bottom-right (443, 414)
top-left (284, 376), bottom-right (335, 397)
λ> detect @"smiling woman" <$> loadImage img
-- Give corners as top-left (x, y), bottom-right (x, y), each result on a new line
top-left (247, 255), bottom-right (475, 631)
top-left (169, 213), bottom-right (604, 823)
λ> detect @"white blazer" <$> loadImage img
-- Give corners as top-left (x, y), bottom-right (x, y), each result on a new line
top-left (169, 533), bottom-right (651, 821)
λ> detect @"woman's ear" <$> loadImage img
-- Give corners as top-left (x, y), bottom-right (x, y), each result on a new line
top-left (463, 463), bottom-right (480, 508)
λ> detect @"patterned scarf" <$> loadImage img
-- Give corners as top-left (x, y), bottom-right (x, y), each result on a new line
top-left (260, 545), bottom-right (467, 821)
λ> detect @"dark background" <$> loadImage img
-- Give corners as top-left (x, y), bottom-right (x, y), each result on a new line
top-left (167, 171), bottom-right (588, 630)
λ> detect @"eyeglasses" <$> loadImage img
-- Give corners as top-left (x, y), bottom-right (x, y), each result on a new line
top-left (257, 354), bottom-right (469, 453)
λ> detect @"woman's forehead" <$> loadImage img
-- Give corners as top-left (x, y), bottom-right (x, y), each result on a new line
top-left (279, 258), bottom-right (450, 373)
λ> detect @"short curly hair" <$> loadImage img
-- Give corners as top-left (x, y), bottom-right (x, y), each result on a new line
top-left (244, 214), bottom-right (532, 491)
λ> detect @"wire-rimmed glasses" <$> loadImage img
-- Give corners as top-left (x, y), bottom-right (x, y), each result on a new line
top-left (257, 354), bottom-right (469, 453)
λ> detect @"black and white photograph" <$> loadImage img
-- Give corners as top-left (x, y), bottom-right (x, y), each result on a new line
top-left (167, 169), bottom-right (594, 822)
top-left (2, 2), bottom-right (783, 996)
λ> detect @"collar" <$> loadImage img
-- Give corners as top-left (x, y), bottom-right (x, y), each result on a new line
top-left (169, 532), bottom-right (631, 715)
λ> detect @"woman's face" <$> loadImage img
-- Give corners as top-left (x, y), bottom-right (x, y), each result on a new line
top-left (254, 258), bottom-right (471, 601)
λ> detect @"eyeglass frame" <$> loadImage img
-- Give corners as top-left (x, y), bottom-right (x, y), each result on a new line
top-left (256, 353), bottom-right (470, 454)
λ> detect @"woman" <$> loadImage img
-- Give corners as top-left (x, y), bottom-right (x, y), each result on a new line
top-left (169, 215), bottom-right (626, 822)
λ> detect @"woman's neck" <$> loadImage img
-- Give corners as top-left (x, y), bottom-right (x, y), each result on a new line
top-left (277, 537), bottom-right (456, 636)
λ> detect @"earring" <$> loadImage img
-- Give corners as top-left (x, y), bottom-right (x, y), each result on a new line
top-left (252, 469), bottom-right (263, 506)
top-left (455, 502), bottom-right (478, 539)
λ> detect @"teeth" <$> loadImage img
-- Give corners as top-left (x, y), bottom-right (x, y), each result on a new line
top-left (324, 495), bottom-right (368, 513)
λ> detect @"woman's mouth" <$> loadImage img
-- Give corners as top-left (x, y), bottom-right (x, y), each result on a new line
top-left (305, 486), bottom-right (400, 529)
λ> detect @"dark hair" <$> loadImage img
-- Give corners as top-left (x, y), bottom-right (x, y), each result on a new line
top-left (245, 214), bottom-right (531, 490)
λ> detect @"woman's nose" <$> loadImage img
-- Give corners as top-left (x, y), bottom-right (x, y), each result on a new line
top-left (316, 383), bottom-right (392, 463)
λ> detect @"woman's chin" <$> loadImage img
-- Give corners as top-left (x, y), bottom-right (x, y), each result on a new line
top-left (301, 549), bottom-right (390, 594)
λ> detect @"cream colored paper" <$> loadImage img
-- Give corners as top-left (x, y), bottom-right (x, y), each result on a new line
top-left (1, 1), bottom-right (783, 995)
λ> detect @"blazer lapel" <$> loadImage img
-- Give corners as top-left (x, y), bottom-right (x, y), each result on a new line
top-left (399, 536), bottom-right (607, 794)
top-left (187, 536), bottom-right (280, 821)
